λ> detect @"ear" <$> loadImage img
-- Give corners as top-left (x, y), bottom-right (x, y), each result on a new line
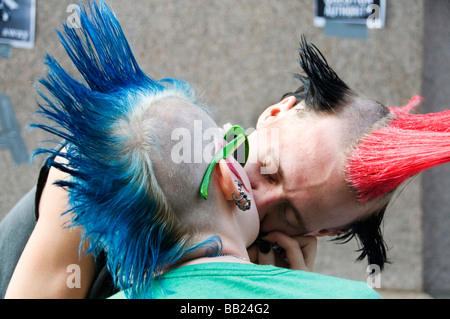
top-left (256, 96), bottom-right (296, 129)
top-left (215, 159), bottom-right (240, 202)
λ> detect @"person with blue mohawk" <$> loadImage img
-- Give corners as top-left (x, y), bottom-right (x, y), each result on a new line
top-left (5, 0), bottom-right (260, 298)
top-left (4, 1), bottom-right (381, 299)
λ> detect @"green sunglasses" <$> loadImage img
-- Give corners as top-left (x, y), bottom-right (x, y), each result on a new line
top-left (200, 125), bottom-right (249, 200)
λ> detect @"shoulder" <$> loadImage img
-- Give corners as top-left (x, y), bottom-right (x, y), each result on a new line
top-left (136, 263), bottom-right (381, 299)
top-left (278, 268), bottom-right (381, 299)
top-left (108, 290), bottom-right (127, 299)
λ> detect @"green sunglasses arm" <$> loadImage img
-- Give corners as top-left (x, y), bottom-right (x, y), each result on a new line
top-left (200, 147), bottom-right (227, 200)
top-left (200, 126), bottom-right (249, 200)
top-left (224, 125), bottom-right (249, 167)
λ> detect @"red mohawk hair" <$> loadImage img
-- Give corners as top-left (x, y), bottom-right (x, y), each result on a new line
top-left (347, 96), bottom-right (450, 203)
top-left (389, 96), bottom-right (450, 132)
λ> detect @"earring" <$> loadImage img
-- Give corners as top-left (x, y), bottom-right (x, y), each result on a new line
top-left (232, 181), bottom-right (251, 211)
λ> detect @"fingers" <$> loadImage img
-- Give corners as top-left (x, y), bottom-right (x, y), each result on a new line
top-left (295, 235), bottom-right (317, 271)
top-left (262, 232), bottom-right (305, 270)
top-left (259, 232), bottom-right (317, 271)
top-left (256, 239), bottom-right (276, 266)
top-left (247, 241), bottom-right (277, 265)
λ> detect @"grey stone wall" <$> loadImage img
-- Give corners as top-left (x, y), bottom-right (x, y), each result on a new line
top-left (422, 0), bottom-right (450, 298)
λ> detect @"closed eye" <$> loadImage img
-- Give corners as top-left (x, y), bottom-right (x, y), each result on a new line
top-left (260, 159), bottom-right (280, 184)
top-left (281, 204), bottom-right (301, 228)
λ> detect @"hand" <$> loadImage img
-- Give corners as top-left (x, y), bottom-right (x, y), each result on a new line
top-left (248, 232), bottom-right (317, 272)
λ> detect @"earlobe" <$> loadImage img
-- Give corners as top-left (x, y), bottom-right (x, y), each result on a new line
top-left (216, 160), bottom-right (252, 211)
top-left (256, 96), bottom-right (296, 129)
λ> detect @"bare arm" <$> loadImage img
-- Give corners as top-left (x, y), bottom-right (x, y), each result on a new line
top-left (5, 163), bottom-right (96, 298)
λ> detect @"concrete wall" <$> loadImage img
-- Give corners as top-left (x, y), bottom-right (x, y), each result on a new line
top-left (1, 0), bottom-right (440, 295)
top-left (422, 0), bottom-right (450, 298)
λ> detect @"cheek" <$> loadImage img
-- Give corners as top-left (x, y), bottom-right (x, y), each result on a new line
top-left (244, 161), bottom-right (262, 190)
top-left (248, 181), bottom-right (274, 220)
top-left (259, 211), bottom-right (287, 234)
top-left (259, 212), bottom-right (276, 233)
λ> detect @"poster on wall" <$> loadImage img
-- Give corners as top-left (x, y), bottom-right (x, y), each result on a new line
top-left (0, 0), bottom-right (35, 49)
top-left (314, 0), bottom-right (386, 29)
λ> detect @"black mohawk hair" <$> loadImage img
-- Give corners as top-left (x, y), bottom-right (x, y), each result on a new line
top-left (282, 36), bottom-right (351, 112)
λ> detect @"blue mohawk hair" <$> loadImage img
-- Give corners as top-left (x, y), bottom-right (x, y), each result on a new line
top-left (32, 0), bottom-right (218, 297)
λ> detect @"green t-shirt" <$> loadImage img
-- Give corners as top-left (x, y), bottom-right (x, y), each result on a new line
top-left (109, 262), bottom-right (381, 299)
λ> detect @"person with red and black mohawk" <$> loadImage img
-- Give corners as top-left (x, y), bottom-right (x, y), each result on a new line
top-left (247, 37), bottom-right (450, 272)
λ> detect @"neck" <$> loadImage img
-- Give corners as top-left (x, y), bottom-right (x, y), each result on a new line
top-left (179, 253), bottom-right (251, 268)
top-left (167, 196), bottom-right (257, 270)
top-left (170, 232), bottom-right (252, 270)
